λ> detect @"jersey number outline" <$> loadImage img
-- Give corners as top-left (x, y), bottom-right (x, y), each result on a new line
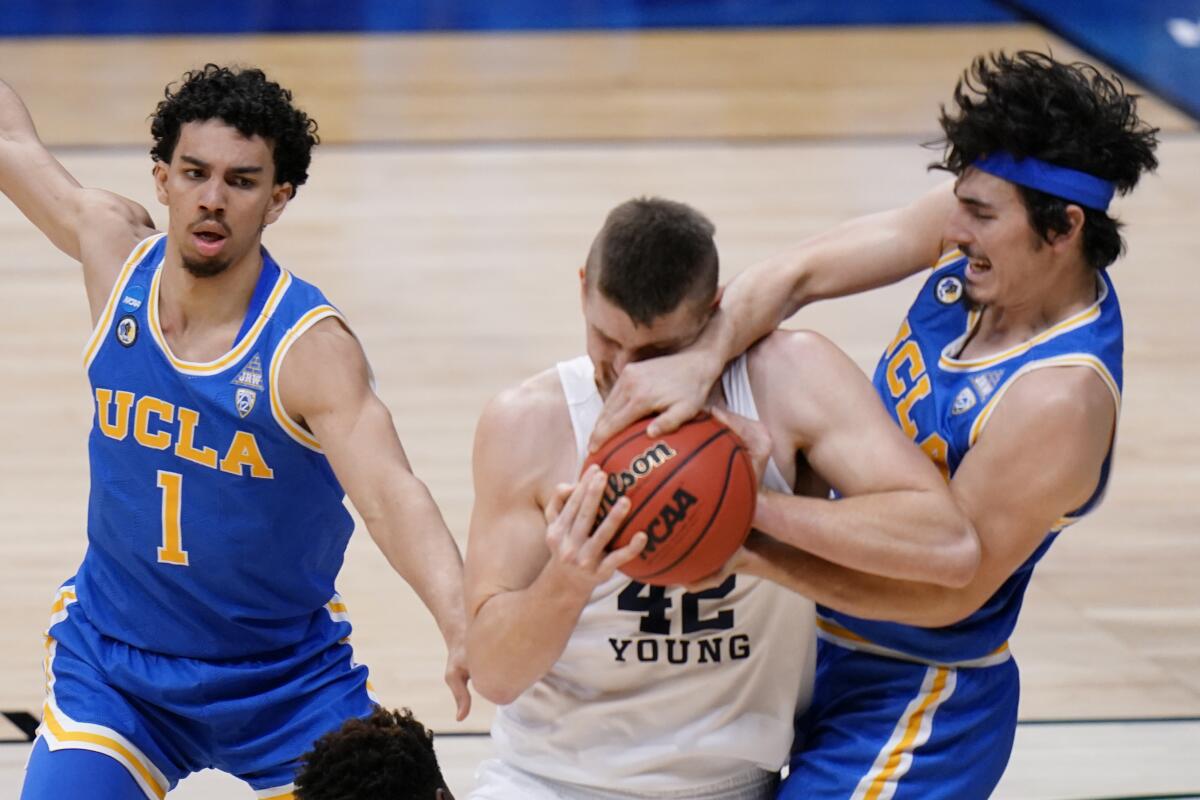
top-left (156, 470), bottom-right (190, 566)
top-left (617, 576), bottom-right (736, 635)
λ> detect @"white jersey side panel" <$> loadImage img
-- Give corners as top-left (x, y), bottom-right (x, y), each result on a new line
top-left (491, 354), bottom-right (815, 791)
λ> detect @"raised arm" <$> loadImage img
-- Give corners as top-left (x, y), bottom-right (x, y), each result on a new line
top-left (464, 383), bottom-right (644, 705)
top-left (741, 330), bottom-right (978, 588)
top-left (591, 181), bottom-right (956, 446)
top-left (0, 79), bottom-right (155, 320)
top-left (278, 316), bottom-right (472, 720)
top-left (735, 365), bottom-right (1115, 626)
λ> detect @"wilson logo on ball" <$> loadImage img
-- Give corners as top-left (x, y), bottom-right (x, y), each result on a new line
top-left (596, 441), bottom-right (677, 522)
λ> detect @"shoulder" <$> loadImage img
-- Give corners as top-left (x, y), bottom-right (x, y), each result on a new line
top-left (283, 315), bottom-right (362, 375)
top-left (990, 364), bottom-right (1116, 436)
top-left (276, 315), bottom-right (370, 424)
top-left (477, 368), bottom-right (569, 447)
top-left (749, 328), bottom-right (841, 367)
top-left (747, 329), bottom-right (862, 394)
top-left (475, 368), bottom-right (575, 493)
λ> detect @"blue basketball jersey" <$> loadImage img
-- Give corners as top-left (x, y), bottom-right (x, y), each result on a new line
top-left (820, 251), bottom-right (1123, 662)
top-left (77, 234), bottom-right (355, 659)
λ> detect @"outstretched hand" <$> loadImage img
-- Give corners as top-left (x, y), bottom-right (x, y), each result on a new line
top-left (589, 349), bottom-right (723, 452)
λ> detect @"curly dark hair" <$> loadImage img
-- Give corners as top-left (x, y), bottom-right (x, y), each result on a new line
top-left (933, 51), bottom-right (1159, 269)
top-left (586, 197), bottom-right (719, 326)
top-left (295, 707), bottom-right (447, 800)
top-left (150, 64), bottom-right (319, 196)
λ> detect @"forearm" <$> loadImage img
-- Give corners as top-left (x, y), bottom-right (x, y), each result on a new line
top-left (0, 80), bottom-right (37, 141)
top-left (755, 488), bottom-right (976, 587)
top-left (365, 475), bottom-right (468, 643)
top-left (0, 80), bottom-right (87, 258)
top-left (744, 532), bottom-right (969, 627)
top-left (468, 566), bottom-right (590, 705)
top-left (707, 192), bottom-right (952, 366)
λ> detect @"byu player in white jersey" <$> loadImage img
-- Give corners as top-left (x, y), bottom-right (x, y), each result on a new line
top-left (465, 197), bottom-right (976, 799)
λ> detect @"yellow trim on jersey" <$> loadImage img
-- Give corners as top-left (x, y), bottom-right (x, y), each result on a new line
top-left (40, 588), bottom-right (169, 800)
top-left (41, 703), bottom-right (168, 800)
top-left (932, 249), bottom-right (964, 269)
top-left (967, 353), bottom-right (1122, 447)
top-left (256, 786), bottom-right (296, 800)
top-left (939, 278), bottom-right (1108, 372)
top-left (854, 666), bottom-right (955, 800)
top-left (815, 616), bottom-right (1010, 668)
top-left (83, 234), bottom-right (165, 369)
top-left (268, 305), bottom-right (344, 452)
top-left (146, 261), bottom-right (293, 376)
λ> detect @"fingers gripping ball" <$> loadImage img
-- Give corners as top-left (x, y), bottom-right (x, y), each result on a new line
top-left (583, 413), bottom-right (755, 586)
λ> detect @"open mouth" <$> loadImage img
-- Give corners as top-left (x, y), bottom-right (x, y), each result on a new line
top-left (191, 229), bottom-right (228, 257)
top-left (966, 259), bottom-right (991, 277)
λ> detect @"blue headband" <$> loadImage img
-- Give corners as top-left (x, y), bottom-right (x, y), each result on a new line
top-left (973, 153), bottom-right (1115, 212)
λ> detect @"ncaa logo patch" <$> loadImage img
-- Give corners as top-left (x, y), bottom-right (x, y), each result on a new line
top-left (116, 315), bottom-right (138, 347)
top-left (235, 388), bottom-right (257, 419)
top-left (120, 284), bottom-right (146, 311)
top-left (951, 386), bottom-right (977, 415)
top-left (936, 276), bottom-right (963, 305)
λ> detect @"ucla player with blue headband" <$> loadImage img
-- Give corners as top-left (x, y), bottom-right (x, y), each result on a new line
top-left (0, 66), bottom-right (470, 799)
top-left (590, 51), bottom-right (1159, 797)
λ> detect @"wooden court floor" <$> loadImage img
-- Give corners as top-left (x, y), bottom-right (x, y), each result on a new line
top-left (0, 23), bottom-right (1198, 798)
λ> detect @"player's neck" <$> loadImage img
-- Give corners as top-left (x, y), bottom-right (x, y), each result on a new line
top-left (157, 244), bottom-right (265, 357)
top-left (965, 260), bottom-right (1097, 357)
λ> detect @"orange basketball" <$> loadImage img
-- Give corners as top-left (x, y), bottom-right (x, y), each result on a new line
top-left (583, 412), bottom-right (756, 586)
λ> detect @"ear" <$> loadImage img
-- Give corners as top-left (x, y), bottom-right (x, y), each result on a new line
top-left (152, 161), bottom-right (169, 207)
top-left (1047, 204), bottom-right (1086, 251)
top-left (263, 183), bottom-right (294, 227)
top-left (711, 284), bottom-right (725, 309)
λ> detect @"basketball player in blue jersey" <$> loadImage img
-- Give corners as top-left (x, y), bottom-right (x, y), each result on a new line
top-left (0, 65), bottom-right (470, 799)
top-left (591, 52), bottom-right (1159, 797)
top-left (464, 197), bottom-right (975, 799)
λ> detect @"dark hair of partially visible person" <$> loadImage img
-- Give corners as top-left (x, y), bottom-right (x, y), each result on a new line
top-left (932, 50), bottom-right (1159, 270)
top-left (149, 63), bottom-right (319, 196)
top-left (294, 707), bottom-right (450, 800)
top-left (585, 197), bottom-right (719, 326)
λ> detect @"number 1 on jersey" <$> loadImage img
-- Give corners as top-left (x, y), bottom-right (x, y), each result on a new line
top-left (156, 470), bottom-right (189, 566)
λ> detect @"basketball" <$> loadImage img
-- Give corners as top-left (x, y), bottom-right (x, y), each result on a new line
top-left (583, 412), bottom-right (756, 586)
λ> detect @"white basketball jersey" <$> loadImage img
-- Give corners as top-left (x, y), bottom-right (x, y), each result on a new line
top-left (490, 355), bottom-right (816, 792)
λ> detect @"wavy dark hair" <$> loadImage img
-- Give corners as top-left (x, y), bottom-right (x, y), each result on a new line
top-left (295, 707), bottom-right (447, 800)
top-left (933, 51), bottom-right (1159, 269)
top-left (150, 64), bottom-right (319, 196)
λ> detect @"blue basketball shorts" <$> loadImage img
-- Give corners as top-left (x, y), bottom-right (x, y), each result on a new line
top-left (23, 583), bottom-right (376, 800)
top-left (779, 634), bottom-right (1019, 800)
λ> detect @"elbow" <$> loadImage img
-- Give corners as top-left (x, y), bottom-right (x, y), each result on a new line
top-left (920, 503), bottom-right (980, 589)
top-left (466, 637), bottom-right (530, 707)
top-left (471, 674), bottom-right (523, 707)
top-left (937, 520), bottom-right (981, 589)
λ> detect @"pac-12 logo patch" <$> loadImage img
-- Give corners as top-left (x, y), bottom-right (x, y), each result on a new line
top-left (951, 386), bottom-right (977, 415)
top-left (235, 388), bottom-right (257, 419)
top-left (936, 276), bottom-right (964, 304)
top-left (116, 315), bottom-right (138, 347)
